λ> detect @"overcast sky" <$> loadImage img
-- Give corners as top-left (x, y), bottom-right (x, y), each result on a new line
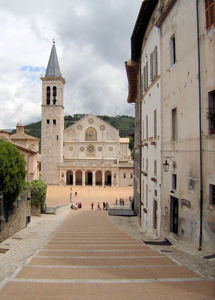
top-left (0, 0), bottom-right (141, 129)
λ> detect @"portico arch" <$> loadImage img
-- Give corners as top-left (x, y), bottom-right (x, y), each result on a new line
top-left (76, 170), bottom-right (82, 185)
top-left (85, 170), bottom-right (93, 185)
top-left (66, 170), bottom-right (73, 185)
top-left (96, 170), bottom-right (102, 185)
top-left (105, 170), bottom-right (111, 186)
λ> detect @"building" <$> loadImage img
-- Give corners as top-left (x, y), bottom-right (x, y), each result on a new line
top-left (41, 42), bottom-right (133, 187)
top-left (126, 0), bottom-right (215, 250)
top-left (125, 0), bottom-right (160, 234)
top-left (0, 122), bottom-right (40, 182)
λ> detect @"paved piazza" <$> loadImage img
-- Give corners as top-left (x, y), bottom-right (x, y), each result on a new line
top-left (0, 208), bottom-right (214, 300)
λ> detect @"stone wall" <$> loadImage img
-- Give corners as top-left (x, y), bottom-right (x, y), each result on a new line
top-left (0, 194), bottom-right (31, 242)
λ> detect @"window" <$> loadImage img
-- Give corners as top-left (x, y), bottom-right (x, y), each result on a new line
top-left (171, 108), bottom-right (177, 141)
top-left (53, 86), bottom-right (57, 104)
top-left (146, 184), bottom-right (148, 208)
top-left (209, 184), bottom-right (215, 205)
top-left (130, 173), bottom-right (133, 179)
top-left (208, 90), bottom-right (215, 134)
top-left (53, 119), bottom-right (56, 125)
top-left (170, 35), bottom-right (176, 66)
top-left (146, 116), bottom-right (148, 140)
top-left (56, 135), bottom-right (58, 140)
top-left (143, 61), bottom-right (148, 91)
top-left (47, 119), bottom-right (50, 124)
top-left (46, 86), bottom-right (50, 105)
top-left (154, 109), bottom-right (157, 139)
top-left (154, 160), bottom-right (157, 177)
top-left (150, 46), bottom-right (158, 81)
top-left (146, 158), bottom-right (148, 171)
top-left (172, 174), bottom-right (177, 190)
top-left (142, 121), bottom-right (144, 140)
top-left (123, 173), bottom-right (126, 179)
top-left (205, 0), bottom-right (215, 30)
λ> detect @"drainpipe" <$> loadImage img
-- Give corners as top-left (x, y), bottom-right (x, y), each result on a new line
top-left (196, 0), bottom-right (203, 251)
top-left (139, 60), bottom-right (142, 225)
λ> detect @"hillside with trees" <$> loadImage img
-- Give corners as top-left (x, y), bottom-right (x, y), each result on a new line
top-left (24, 114), bottom-right (135, 140)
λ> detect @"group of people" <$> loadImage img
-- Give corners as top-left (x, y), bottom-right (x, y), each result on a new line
top-left (91, 201), bottom-right (109, 211)
top-left (115, 198), bottom-right (125, 205)
top-left (71, 202), bottom-right (82, 209)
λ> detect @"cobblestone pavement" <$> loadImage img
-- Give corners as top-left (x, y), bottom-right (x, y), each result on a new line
top-left (0, 209), bottom-right (214, 300)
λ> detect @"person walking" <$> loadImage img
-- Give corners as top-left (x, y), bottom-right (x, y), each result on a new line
top-left (103, 202), bottom-right (106, 210)
top-left (97, 202), bottom-right (101, 210)
top-left (91, 202), bottom-right (94, 210)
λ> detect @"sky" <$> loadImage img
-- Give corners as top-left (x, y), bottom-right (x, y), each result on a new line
top-left (0, 0), bottom-right (141, 129)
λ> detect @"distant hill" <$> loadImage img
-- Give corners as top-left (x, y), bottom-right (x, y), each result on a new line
top-left (24, 114), bottom-right (135, 140)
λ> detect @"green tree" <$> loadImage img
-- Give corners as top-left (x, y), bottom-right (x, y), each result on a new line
top-left (0, 140), bottom-right (26, 221)
top-left (129, 136), bottom-right (134, 159)
top-left (30, 180), bottom-right (47, 212)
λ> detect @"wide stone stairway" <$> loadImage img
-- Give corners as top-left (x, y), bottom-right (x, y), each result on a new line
top-left (0, 210), bottom-right (214, 299)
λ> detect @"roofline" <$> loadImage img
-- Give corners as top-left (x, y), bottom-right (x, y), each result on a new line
top-left (0, 130), bottom-right (12, 135)
top-left (131, 0), bottom-right (158, 60)
top-left (13, 143), bottom-right (38, 154)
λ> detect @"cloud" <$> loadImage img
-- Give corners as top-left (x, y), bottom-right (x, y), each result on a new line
top-left (0, 0), bottom-right (141, 129)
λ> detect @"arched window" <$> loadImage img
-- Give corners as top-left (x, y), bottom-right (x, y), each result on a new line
top-left (46, 86), bottom-right (50, 105)
top-left (85, 127), bottom-right (97, 141)
top-left (53, 86), bottom-right (57, 104)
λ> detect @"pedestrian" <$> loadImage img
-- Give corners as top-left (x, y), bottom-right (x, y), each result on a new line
top-left (105, 202), bottom-right (109, 210)
top-left (97, 202), bottom-right (101, 210)
top-left (91, 202), bottom-right (94, 210)
top-left (75, 191), bottom-right (77, 197)
top-left (103, 202), bottom-right (106, 210)
top-left (115, 198), bottom-right (118, 205)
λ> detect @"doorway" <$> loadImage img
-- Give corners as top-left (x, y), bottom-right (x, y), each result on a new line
top-left (170, 196), bottom-right (178, 234)
top-left (88, 172), bottom-right (92, 185)
top-left (153, 199), bottom-right (157, 230)
top-left (69, 175), bottom-right (73, 185)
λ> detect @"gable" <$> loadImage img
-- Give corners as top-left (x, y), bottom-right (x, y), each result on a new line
top-left (64, 114), bottom-right (119, 142)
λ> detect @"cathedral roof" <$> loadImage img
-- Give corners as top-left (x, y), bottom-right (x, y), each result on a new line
top-left (45, 40), bottom-right (62, 77)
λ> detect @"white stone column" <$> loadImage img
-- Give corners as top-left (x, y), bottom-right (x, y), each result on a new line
top-left (82, 170), bottom-right (85, 186)
top-left (92, 171), bottom-right (96, 187)
top-left (102, 170), bottom-right (105, 187)
top-left (116, 169), bottom-right (119, 187)
top-left (111, 171), bottom-right (114, 187)
top-left (63, 170), bottom-right (66, 185)
top-left (73, 170), bottom-right (76, 186)
top-left (59, 170), bottom-right (62, 185)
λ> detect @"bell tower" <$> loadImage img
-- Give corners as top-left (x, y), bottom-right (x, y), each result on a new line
top-left (41, 40), bottom-right (65, 184)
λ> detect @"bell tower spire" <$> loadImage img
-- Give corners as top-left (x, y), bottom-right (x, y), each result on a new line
top-left (45, 39), bottom-right (62, 78)
top-left (41, 41), bottom-right (65, 185)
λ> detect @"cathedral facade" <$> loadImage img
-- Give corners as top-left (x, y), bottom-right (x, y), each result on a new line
top-left (41, 42), bottom-right (133, 187)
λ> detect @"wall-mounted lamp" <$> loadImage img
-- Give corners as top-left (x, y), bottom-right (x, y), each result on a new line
top-left (163, 160), bottom-right (169, 172)
top-left (163, 157), bottom-right (176, 172)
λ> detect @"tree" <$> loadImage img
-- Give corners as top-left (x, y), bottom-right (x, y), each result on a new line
top-left (30, 180), bottom-right (47, 212)
top-left (0, 140), bottom-right (26, 221)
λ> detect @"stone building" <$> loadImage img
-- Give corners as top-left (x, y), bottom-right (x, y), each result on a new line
top-left (126, 0), bottom-right (215, 250)
top-left (41, 42), bottom-right (133, 187)
top-left (0, 122), bottom-right (40, 182)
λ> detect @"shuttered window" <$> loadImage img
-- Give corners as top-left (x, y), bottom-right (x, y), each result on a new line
top-left (150, 46), bottom-right (158, 82)
top-left (205, 0), bottom-right (215, 31)
top-left (143, 62), bottom-right (148, 91)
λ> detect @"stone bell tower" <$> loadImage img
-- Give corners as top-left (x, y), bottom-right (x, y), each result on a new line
top-left (41, 40), bottom-right (65, 184)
